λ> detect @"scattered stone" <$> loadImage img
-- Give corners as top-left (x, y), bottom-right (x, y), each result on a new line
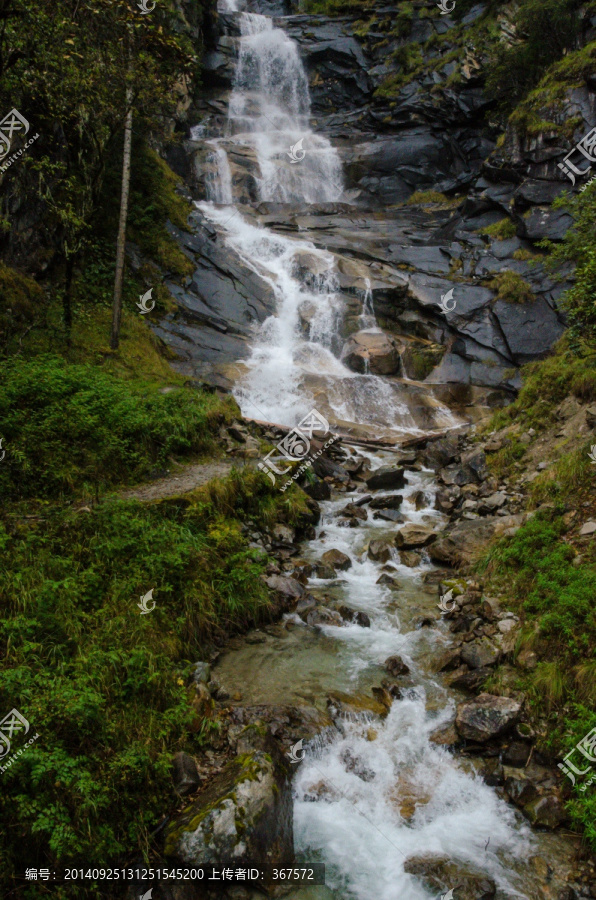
top-left (385, 655), bottom-right (410, 677)
top-left (455, 693), bottom-right (522, 742)
top-left (337, 605), bottom-right (371, 627)
top-left (271, 523), bottom-right (295, 544)
top-left (395, 524), bottom-right (436, 549)
top-left (435, 484), bottom-right (462, 513)
top-left (447, 666), bottom-right (492, 692)
top-left (399, 550), bottom-right (422, 567)
top-left (411, 490), bottom-right (430, 510)
top-left (373, 509), bottom-right (405, 523)
top-left (314, 564), bottom-right (336, 579)
top-left (412, 614), bottom-right (435, 629)
top-left (304, 478), bottom-right (331, 501)
top-left (523, 794), bottom-right (568, 829)
top-left (172, 752), bottom-right (201, 796)
top-left (305, 607), bottom-right (343, 627)
top-left (478, 491), bottom-right (507, 514)
top-left (429, 722), bottom-right (459, 747)
top-left (516, 649), bottom-right (537, 670)
top-left (265, 575), bottom-right (305, 608)
top-left (192, 661), bottom-right (211, 685)
top-left (433, 648), bottom-right (462, 672)
top-left (321, 549), bottom-right (352, 571)
top-left (502, 741), bottom-right (532, 767)
top-left (579, 521), bottom-right (596, 536)
top-left (340, 747), bottom-right (376, 782)
top-left (327, 690), bottom-right (388, 719)
top-left (338, 503), bottom-right (368, 521)
top-left (376, 572), bottom-right (399, 586)
top-left (343, 330), bottom-right (401, 375)
top-left (365, 466), bottom-right (406, 490)
top-left (460, 637), bottom-right (500, 670)
top-left (367, 539), bottom-right (394, 563)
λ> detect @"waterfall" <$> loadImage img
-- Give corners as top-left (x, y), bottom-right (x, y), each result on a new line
top-left (197, 1), bottom-right (458, 437)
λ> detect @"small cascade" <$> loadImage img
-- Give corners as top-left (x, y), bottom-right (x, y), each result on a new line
top-left (205, 143), bottom-right (233, 204)
top-left (358, 278), bottom-right (380, 332)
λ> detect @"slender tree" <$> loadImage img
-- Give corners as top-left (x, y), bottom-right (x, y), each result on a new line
top-left (110, 71), bottom-right (133, 351)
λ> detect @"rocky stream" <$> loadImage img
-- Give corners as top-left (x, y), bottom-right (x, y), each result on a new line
top-left (145, 1), bottom-right (596, 897)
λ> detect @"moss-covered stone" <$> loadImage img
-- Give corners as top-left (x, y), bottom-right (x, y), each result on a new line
top-left (164, 746), bottom-right (293, 877)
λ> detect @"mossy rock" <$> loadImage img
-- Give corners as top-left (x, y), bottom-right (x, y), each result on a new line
top-left (164, 747), bottom-right (293, 876)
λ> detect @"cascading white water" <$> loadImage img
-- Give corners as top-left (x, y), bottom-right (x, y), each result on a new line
top-left (197, 203), bottom-right (441, 435)
top-left (205, 144), bottom-right (233, 204)
top-left (206, 3), bottom-right (343, 204)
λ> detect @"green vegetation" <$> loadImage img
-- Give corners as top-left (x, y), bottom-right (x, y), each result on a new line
top-left (478, 217), bottom-right (517, 240)
top-left (479, 335), bottom-right (596, 848)
top-left (480, 506), bottom-right (596, 846)
top-left (487, 271), bottom-right (536, 304)
top-left (406, 190), bottom-right (462, 208)
top-left (544, 181), bottom-right (596, 345)
top-left (484, 0), bottom-right (584, 115)
top-left (0, 466), bottom-right (312, 895)
top-left (0, 355), bottom-right (235, 501)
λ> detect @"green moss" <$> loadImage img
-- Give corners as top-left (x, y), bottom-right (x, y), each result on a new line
top-left (513, 248), bottom-right (540, 261)
top-left (478, 217), bottom-right (517, 240)
top-left (406, 190), bottom-right (462, 208)
top-left (488, 271), bottom-right (536, 304)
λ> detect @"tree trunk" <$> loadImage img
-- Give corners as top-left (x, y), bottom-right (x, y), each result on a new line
top-left (110, 82), bottom-right (133, 351)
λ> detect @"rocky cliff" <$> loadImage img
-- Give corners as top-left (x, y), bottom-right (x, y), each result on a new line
top-left (156, 0), bottom-right (595, 406)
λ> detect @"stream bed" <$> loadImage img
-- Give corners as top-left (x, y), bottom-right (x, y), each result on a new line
top-left (214, 450), bottom-right (579, 900)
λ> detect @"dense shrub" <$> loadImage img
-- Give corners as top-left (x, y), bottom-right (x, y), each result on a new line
top-left (0, 356), bottom-right (233, 500)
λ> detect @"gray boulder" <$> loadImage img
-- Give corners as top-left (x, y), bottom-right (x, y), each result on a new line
top-left (455, 693), bottom-right (522, 742)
